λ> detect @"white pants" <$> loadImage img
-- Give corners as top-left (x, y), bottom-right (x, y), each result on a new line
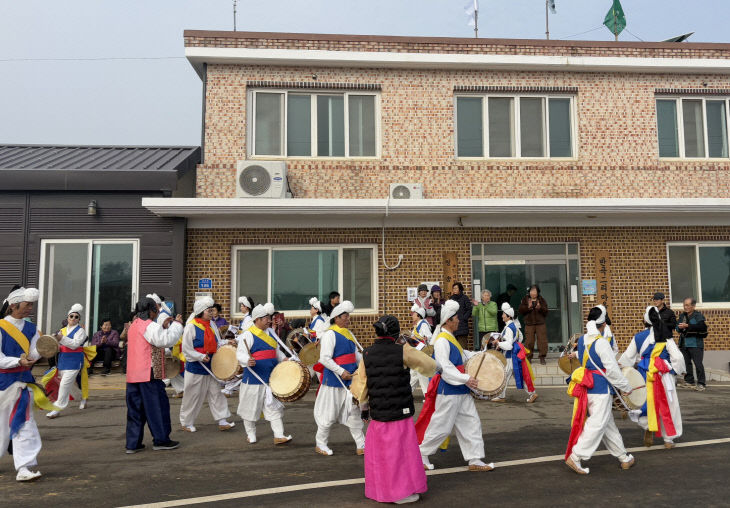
top-left (410, 369), bottom-right (430, 395)
top-left (169, 374), bottom-right (185, 394)
top-left (56, 369), bottom-right (83, 410)
top-left (222, 375), bottom-right (241, 395)
top-left (498, 360), bottom-right (534, 399)
top-left (314, 385), bottom-right (365, 450)
top-left (638, 374), bottom-right (682, 441)
top-left (419, 393), bottom-right (485, 462)
top-left (0, 385), bottom-right (42, 471)
top-left (179, 372), bottom-right (231, 427)
top-left (237, 382), bottom-right (286, 439)
top-left (571, 393), bottom-right (629, 462)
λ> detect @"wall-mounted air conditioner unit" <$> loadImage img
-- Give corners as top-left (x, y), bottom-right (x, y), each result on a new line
top-left (236, 161), bottom-right (287, 198)
top-left (389, 183), bottom-right (423, 200)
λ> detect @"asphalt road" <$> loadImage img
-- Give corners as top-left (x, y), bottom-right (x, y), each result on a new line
top-left (2, 378), bottom-right (729, 508)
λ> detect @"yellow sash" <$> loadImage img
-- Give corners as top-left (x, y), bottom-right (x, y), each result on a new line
top-left (249, 325), bottom-right (278, 350)
top-left (412, 322), bottom-right (426, 341)
top-left (172, 338), bottom-right (186, 362)
top-left (0, 319), bottom-right (30, 354)
top-left (646, 342), bottom-right (667, 432)
top-left (436, 331), bottom-right (464, 358)
top-left (330, 324), bottom-right (359, 347)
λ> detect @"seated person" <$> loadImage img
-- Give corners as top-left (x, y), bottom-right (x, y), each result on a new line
top-left (90, 318), bottom-right (121, 375)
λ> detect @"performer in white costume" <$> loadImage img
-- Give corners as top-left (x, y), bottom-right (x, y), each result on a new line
top-left (307, 297), bottom-right (329, 339)
top-left (221, 296), bottom-right (255, 397)
top-left (492, 303), bottom-right (538, 403)
top-left (409, 304), bottom-right (432, 395)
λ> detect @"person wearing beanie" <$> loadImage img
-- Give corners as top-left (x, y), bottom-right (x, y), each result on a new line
top-left (46, 303), bottom-right (92, 419)
top-left (236, 303), bottom-right (293, 445)
top-left (491, 303), bottom-right (538, 404)
top-left (429, 285), bottom-right (445, 329)
top-left (619, 306), bottom-right (685, 449)
top-left (409, 304), bottom-right (432, 396)
top-left (415, 299), bottom-right (494, 472)
top-left (313, 300), bottom-right (365, 456)
top-left (179, 297), bottom-right (235, 433)
top-left (412, 284), bottom-right (435, 327)
top-left (565, 306), bottom-right (636, 475)
top-left (349, 315), bottom-right (436, 504)
top-left (306, 297), bottom-right (328, 340)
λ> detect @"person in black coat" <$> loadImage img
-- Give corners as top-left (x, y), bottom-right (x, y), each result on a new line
top-left (449, 282), bottom-right (473, 349)
top-left (652, 292), bottom-right (677, 339)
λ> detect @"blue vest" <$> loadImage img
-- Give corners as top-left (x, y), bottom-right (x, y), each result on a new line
top-left (185, 325), bottom-right (214, 375)
top-left (503, 322), bottom-right (519, 359)
top-left (0, 320), bottom-right (36, 389)
top-left (636, 331), bottom-right (674, 376)
top-left (577, 335), bottom-right (610, 395)
top-left (241, 331), bottom-right (278, 385)
top-left (308, 315), bottom-right (325, 334)
top-left (436, 336), bottom-right (470, 396)
top-left (322, 330), bottom-right (358, 388)
top-left (58, 326), bottom-right (85, 371)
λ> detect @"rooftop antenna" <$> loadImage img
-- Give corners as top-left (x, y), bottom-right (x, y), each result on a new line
top-left (233, 0), bottom-right (238, 31)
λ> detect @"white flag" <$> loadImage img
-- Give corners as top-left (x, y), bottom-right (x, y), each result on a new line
top-left (548, 0), bottom-right (556, 14)
top-left (464, 0), bottom-right (478, 27)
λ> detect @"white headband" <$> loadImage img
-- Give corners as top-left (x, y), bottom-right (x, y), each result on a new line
top-left (501, 302), bottom-right (514, 319)
top-left (193, 296), bottom-right (214, 316)
top-left (264, 302), bottom-right (275, 316)
top-left (5, 287), bottom-right (39, 305)
top-left (251, 304), bottom-right (268, 321)
top-left (238, 296), bottom-right (252, 309)
top-left (146, 293), bottom-right (162, 306)
top-left (330, 300), bottom-right (355, 320)
top-left (644, 305), bottom-right (657, 326)
top-left (440, 300), bottom-right (460, 325)
top-left (410, 303), bottom-right (426, 318)
top-left (594, 305), bottom-right (607, 325)
top-left (67, 303), bottom-right (83, 316)
top-left (308, 297), bottom-right (322, 312)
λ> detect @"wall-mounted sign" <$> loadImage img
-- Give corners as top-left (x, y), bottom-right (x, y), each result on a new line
top-left (595, 250), bottom-right (612, 316)
top-left (407, 287), bottom-right (417, 302)
top-left (582, 279), bottom-right (597, 295)
top-left (198, 278), bottom-right (213, 290)
top-left (443, 252), bottom-right (458, 296)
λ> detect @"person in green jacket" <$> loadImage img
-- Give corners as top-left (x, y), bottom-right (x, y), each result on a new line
top-left (472, 289), bottom-right (498, 349)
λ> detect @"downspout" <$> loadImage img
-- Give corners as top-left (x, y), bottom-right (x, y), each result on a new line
top-left (200, 63), bottom-right (207, 164)
top-left (381, 197), bottom-right (404, 314)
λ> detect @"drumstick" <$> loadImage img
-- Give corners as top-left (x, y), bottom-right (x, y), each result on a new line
top-left (473, 353), bottom-right (487, 378)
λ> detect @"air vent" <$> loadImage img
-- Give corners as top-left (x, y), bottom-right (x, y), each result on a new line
top-left (389, 183), bottom-right (423, 200)
top-left (236, 161), bottom-right (287, 198)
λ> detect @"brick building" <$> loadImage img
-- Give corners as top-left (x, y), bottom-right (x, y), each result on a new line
top-left (144, 31), bottom-right (730, 369)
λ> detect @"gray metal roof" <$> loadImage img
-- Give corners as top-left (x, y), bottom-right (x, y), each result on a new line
top-left (0, 145), bottom-right (199, 171)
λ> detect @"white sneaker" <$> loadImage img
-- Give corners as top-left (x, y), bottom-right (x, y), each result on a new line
top-left (79, 399), bottom-right (87, 410)
top-left (395, 494), bottom-right (420, 504)
top-left (247, 435), bottom-right (257, 444)
top-left (315, 445), bottom-right (333, 455)
top-left (180, 425), bottom-right (197, 433)
top-left (421, 456), bottom-right (434, 470)
top-left (16, 467), bottom-right (42, 482)
top-left (46, 410), bottom-right (59, 419)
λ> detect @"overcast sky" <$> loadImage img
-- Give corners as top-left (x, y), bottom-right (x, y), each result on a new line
top-left (1, 0), bottom-right (728, 146)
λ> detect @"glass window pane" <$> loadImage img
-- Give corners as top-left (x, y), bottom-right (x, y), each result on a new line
top-left (484, 243), bottom-right (566, 256)
top-left (656, 100), bottom-right (679, 157)
top-left (457, 97), bottom-right (483, 157)
top-left (471, 244), bottom-right (482, 256)
top-left (548, 98), bottom-right (572, 157)
top-left (272, 250), bottom-right (338, 310)
top-left (343, 248), bottom-right (373, 309)
top-left (236, 249), bottom-right (269, 309)
top-left (348, 95), bottom-right (376, 157)
top-left (668, 246), bottom-right (698, 304)
top-left (699, 246), bottom-right (730, 302)
top-left (287, 94), bottom-right (311, 156)
top-left (706, 100), bottom-right (728, 158)
top-left (520, 97), bottom-right (545, 157)
top-left (90, 243), bottom-right (133, 333)
top-left (682, 99), bottom-right (705, 157)
top-left (42, 243), bottom-right (88, 332)
top-left (488, 97), bottom-right (514, 157)
top-left (254, 93), bottom-right (283, 156)
top-left (317, 95), bottom-right (345, 157)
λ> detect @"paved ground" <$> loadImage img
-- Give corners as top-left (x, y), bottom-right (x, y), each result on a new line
top-left (2, 374), bottom-right (730, 507)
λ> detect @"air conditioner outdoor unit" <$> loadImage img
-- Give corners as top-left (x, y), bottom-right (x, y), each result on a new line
top-left (236, 161), bottom-right (287, 198)
top-left (389, 183), bottom-right (423, 200)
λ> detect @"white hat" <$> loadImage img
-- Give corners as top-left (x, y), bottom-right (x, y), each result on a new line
top-left (263, 302), bottom-right (275, 316)
top-left (67, 303), bottom-right (83, 316)
top-left (309, 297), bottom-right (322, 312)
top-left (193, 296), bottom-right (214, 316)
top-left (644, 305), bottom-right (657, 326)
top-left (439, 300), bottom-right (460, 325)
top-left (146, 293), bottom-right (162, 306)
top-left (238, 296), bottom-right (252, 309)
top-left (251, 304), bottom-right (268, 321)
top-left (501, 302), bottom-right (514, 319)
top-left (410, 303), bottom-right (425, 318)
top-left (594, 304), bottom-right (607, 325)
top-left (5, 287), bottom-right (39, 305)
top-left (330, 300), bottom-right (355, 320)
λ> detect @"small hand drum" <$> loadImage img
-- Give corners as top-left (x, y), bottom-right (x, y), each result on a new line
top-left (36, 335), bottom-right (59, 359)
top-left (298, 341), bottom-right (321, 366)
top-left (286, 327), bottom-right (311, 355)
top-left (269, 361), bottom-right (311, 402)
top-left (211, 344), bottom-right (242, 381)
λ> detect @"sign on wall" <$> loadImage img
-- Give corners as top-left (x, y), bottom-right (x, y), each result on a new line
top-left (442, 252), bottom-right (458, 296)
top-left (582, 279), bottom-right (597, 295)
top-left (594, 250), bottom-right (612, 316)
top-left (198, 278), bottom-right (213, 290)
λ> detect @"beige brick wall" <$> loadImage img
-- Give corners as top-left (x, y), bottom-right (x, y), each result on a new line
top-left (185, 226), bottom-right (730, 351)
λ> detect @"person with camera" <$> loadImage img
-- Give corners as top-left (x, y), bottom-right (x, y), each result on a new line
top-left (518, 285), bottom-right (549, 364)
top-left (677, 297), bottom-right (707, 392)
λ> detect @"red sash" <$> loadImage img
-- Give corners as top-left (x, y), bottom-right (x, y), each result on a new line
top-left (516, 343), bottom-right (535, 392)
top-left (313, 352), bottom-right (357, 374)
top-left (650, 356), bottom-right (677, 437)
top-left (59, 345), bottom-right (83, 353)
top-left (0, 366), bottom-right (30, 374)
top-left (252, 349), bottom-right (277, 361)
top-left (415, 365), bottom-right (465, 444)
top-left (564, 369), bottom-right (595, 460)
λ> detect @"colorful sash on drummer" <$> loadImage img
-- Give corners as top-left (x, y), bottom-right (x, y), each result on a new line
top-left (249, 325), bottom-right (279, 350)
top-left (192, 318), bottom-right (217, 354)
top-left (512, 342), bottom-right (535, 392)
top-left (565, 341), bottom-right (597, 460)
top-left (242, 326), bottom-right (279, 384)
top-left (645, 342), bottom-right (676, 436)
top-left (41, 344), bottom-right (96, 402)
top-left (329, 325), bottom-right (359, 348)
top-left (0, 320), bottom-right (30, 355)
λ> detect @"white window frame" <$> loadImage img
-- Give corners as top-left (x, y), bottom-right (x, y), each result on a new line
top-left (454, 93), bottom-right (578, 160)
top-left (656, 96), bottom-right (730, 159)
top-left (230, 244), bottom-right (379, 318)
top-left (248, 89), bottom-right (381, 160)
top-left (666, 241), bottom-right (730, 309)
top-left (37, 239), bottom-right (140, 332)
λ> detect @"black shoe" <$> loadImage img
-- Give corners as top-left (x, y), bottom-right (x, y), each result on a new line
top-left (126, 444), bottom-right (146, 454)
top-left (153, 440), bottom-right (180, 451)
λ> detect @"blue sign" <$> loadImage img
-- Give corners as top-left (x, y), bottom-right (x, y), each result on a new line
top-left (198, 278), bottom-right (213, 290)
top-left (582, 279), bottom-right (597, 295)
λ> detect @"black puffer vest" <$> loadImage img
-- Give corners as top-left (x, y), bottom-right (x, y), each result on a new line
top-left (363, 339), bottom-right (414, 422)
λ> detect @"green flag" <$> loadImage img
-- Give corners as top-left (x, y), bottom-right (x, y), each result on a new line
top-left (603, 0), bottom-right (626, 38)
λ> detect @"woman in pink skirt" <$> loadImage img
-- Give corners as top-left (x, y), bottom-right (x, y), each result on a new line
top-left (351, 315), bottom-right (436, 504)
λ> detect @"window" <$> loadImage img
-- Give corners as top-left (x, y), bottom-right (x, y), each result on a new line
top-left (656, 98), bottom-right (730, 158)
top-left (668, 243), bottom-right (730, 305)
top-left (251, 90), bottom-right (379, 158)
top-left (232, 245), bottom-right (377, 315)
top-left (38, 240), bottom-right (139, 333)
top-left (455, 95), bottom-right (575, 158)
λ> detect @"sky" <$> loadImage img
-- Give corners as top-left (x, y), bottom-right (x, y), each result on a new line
top-left (1, 0), bottom-right (729, 147)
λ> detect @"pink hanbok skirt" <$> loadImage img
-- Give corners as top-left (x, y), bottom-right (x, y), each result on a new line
top-left (364, 417), bottom-right (427, 503)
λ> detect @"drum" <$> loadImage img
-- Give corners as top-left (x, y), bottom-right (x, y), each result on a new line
top-left (269, 361), bottom-right (311, 402)
top-left (486, 349), bottom-right (507, 367)
top-left (558, 334), bottom-right (581, 375)
top-left (298, 341), bottom-right (321, 366)
top-left (464, 351), bottom-right (507, 400)
top-left (481, 332), bottom-right (502, 351)
top-left (36, 335), bottom-right (59, 359)
top-left (619, 366), bottom-right (647, 410)
top-left (211, 344), bottom-right (242, 381)
top-left (286, 328), bottom-right (311, 355)
top-left (164, 356), bottom-right (181, 378)
top-left (421, 344), bottom-right (434, 358)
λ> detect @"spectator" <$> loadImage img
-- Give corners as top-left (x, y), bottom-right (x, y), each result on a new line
top-left (496, 284), bottom-right (518, 331)
top-left (677, 297), bottom-right (708, 392)
top-left (211, 303), bottom-right (228, 329)
top-left (518, 284), bottom-right (549, 364)
top-left (412, 284), bottom-right (435, 327)
top-left (449, 282), bottom-right (473, 349)
top-left (321, 291), bottom-right (341, 317)
top-left (90, 318), bottom-right (121, 376)
top-left (272, 312), bottom-right (292, 344)
top-left (429, 285), bottom-right (445, 330)
top-left (119, 321), bottom-right (132, 374)
top-left (472, 289), bottom-right (498, 349)
top-left (652, 292), bottom-right (677, 340)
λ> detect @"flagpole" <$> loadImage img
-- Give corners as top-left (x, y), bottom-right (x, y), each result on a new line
top-left (474, 7), bottom-right (478, 38)
top-left (614, 8), bottom-right (618, 41)
top-left (545, 0), bottom-right (550, 40)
